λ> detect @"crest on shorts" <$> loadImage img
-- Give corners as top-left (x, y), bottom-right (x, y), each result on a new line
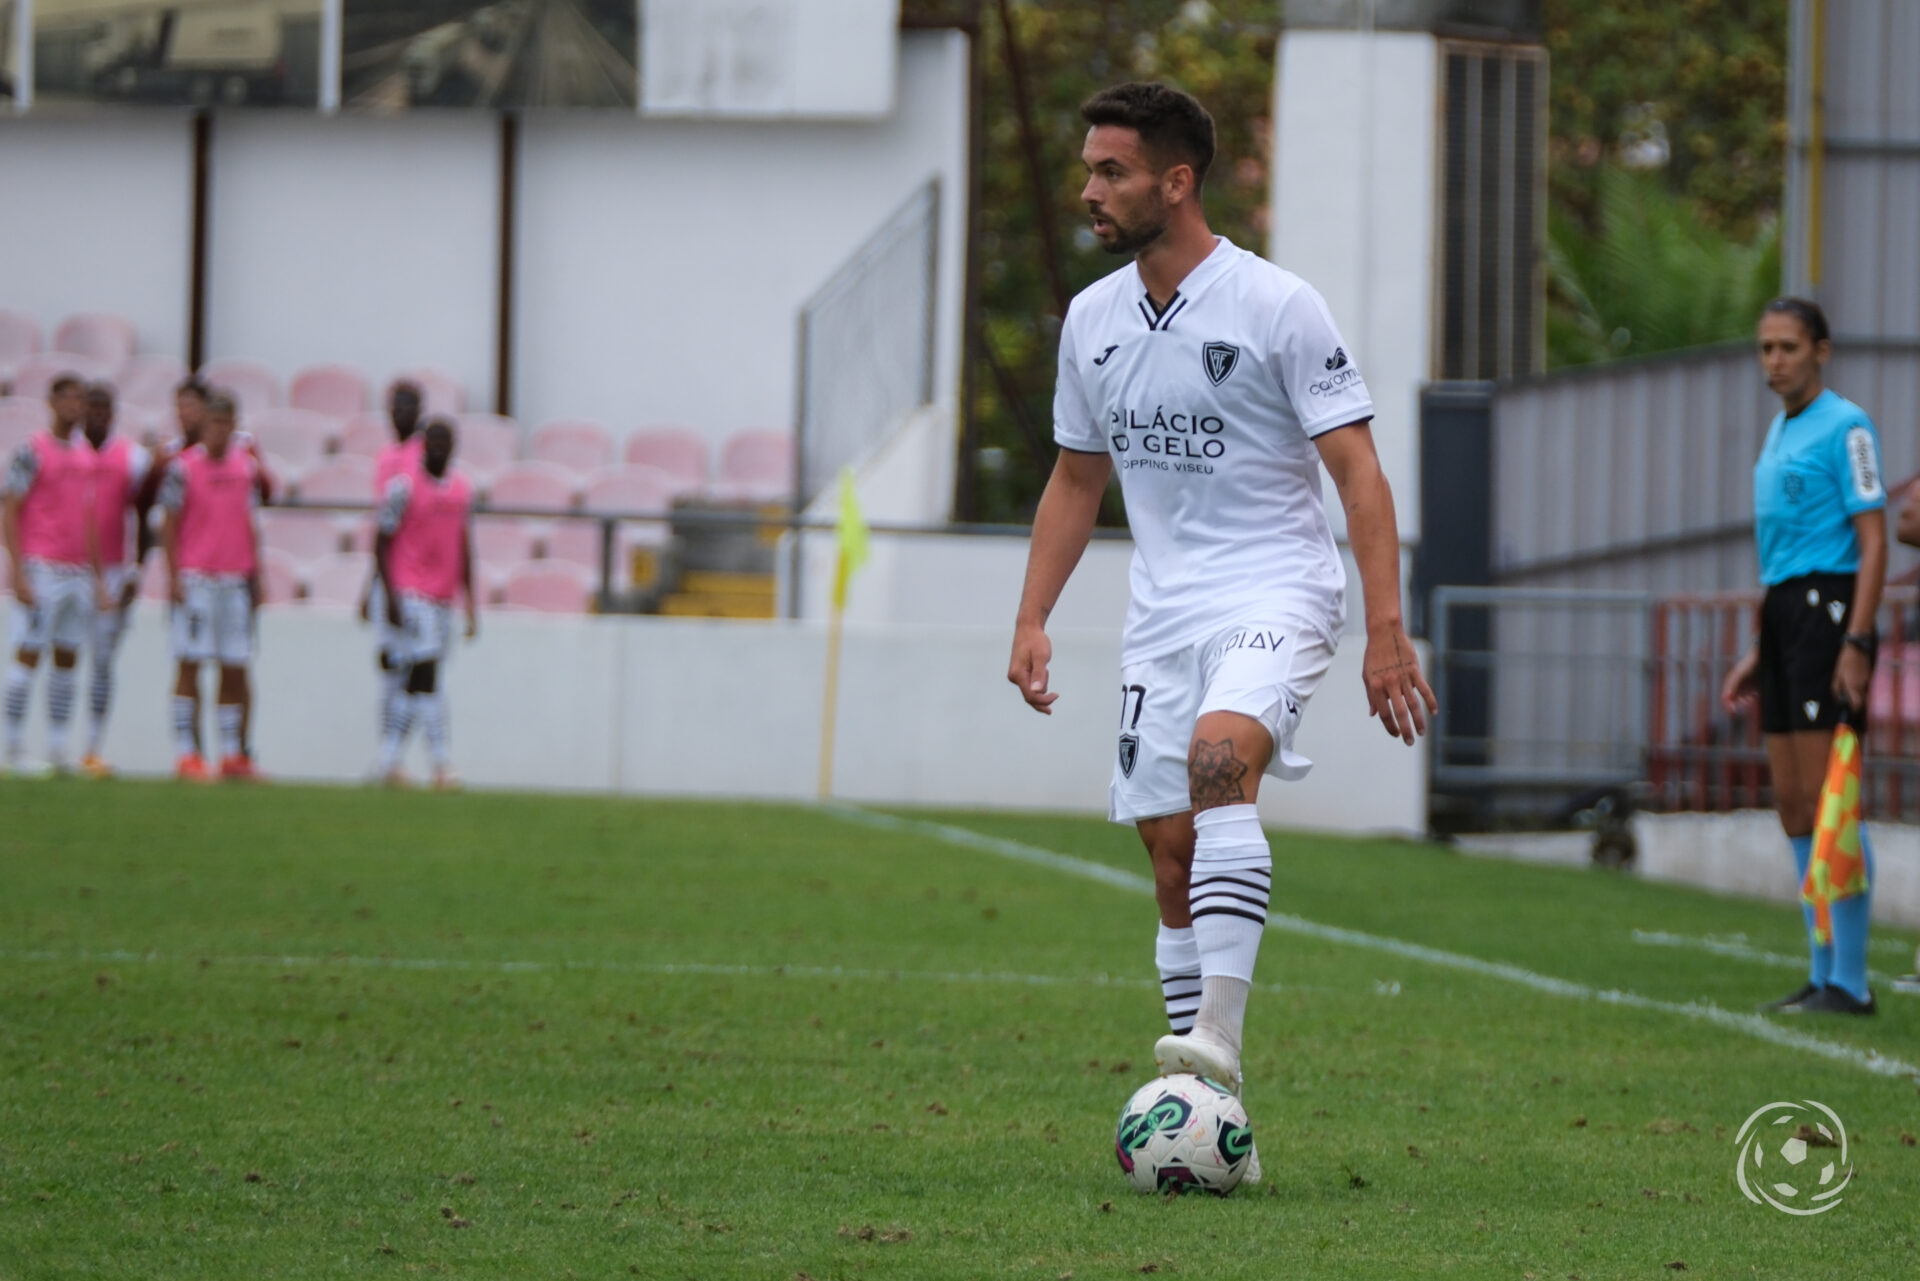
top-left (1203, 342), bottom-right (1239, 386)
top-left (1118, 733), bottom-right (1140, 778)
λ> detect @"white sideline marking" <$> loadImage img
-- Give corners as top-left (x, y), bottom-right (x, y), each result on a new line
top-left (829, 807), bottom-right (1920, 1081)
top-left (0, 949), bottom-right (1317, 996)
top-left (1632, 929), bottom-right (1901, 985)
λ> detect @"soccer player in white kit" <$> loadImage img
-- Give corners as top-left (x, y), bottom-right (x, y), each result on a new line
top-left (79, 382), bottom-right (153, 777)
top-left (1007, 84), bottom-right (1435, 1178)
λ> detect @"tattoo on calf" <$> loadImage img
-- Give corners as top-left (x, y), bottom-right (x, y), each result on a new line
top-left (1188, 738), bottom-right (1248, 810)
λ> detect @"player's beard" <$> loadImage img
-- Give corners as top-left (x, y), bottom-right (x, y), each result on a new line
top-left (1095, 196), bottom-right (1170, 256)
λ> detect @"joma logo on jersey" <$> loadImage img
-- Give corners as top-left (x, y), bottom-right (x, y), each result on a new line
top-left (1203, 342), bottom-right (1239, 385)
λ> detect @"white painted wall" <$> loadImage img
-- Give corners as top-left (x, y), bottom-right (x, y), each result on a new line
top-left (0, 599), bottom-right (1425, 837)
top-left (1270, 29), bottom-right (1435, 542)
top-left (0, 115), bottom-right (194, 358)
top-left (204, 113), bottom-right (501, 408)
top-left (512, 28), bottom-right (968, 442)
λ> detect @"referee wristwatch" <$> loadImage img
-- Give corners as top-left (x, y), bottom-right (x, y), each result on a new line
top-left (1844, 630), bottom-right (1878, 661)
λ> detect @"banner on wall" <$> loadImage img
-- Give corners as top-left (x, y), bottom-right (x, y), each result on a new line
top-left (31, 0), bottom-right (322, 107)
top-left (342, 0), bottom-right (635, 110)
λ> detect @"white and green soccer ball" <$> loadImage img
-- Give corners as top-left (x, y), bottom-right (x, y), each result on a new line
top-left (1114, 1073), bottom-right (1253, 1196)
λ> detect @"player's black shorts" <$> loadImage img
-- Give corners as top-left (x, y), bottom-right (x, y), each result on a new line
top-left (1757, 572), bottom-right (1866, 735)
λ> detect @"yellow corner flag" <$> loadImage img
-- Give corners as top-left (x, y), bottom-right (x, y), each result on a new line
top-left (832, 466), bottom-right (870, 610)
top-left (1802, 724), bottom-right (1870, 945)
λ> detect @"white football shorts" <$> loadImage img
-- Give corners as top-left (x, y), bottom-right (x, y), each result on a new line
top-left (90, 563), bottom-right (139, 657)
top-left (9, 560), bottom-right (94, 656)
top-left (396, 592), bottom-right (454, 665)
top-left (1109, 618), bottom-right (1337, 824)
top-left (171, 573), bottom-right (252, 665)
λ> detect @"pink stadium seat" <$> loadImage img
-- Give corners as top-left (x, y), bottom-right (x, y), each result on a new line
top-left (0, 397), bottom-right (45, 453)
top-left (389, 370), bottom-right (464, 417)
top-left (54, 313), bottom-right (137, 369)
top-left (258, 547), bottom-right (302, 606)
top-left (199, 359), bottom-right (280, 415)
top-left (624, 428), bottom-right (709, 491)
top-left (542, 519), bottom-right (601, 573)
top-left (717, 429), bottom-right (796, 503)
top-left (529, 419), bottom-right (612, 476)
top-left (583, 463), bottom-right (682, 515)
top-left (117, 355), bottom-right (189, 411)
top-left (294, 455), bottom-right (376, 505)
top-left (289, 364), bottom-right (369, 418)
top-left (11, 352), bottom-right (116, 399)
top-left (303, 553), bottom-right (372, 607)
top-left (260, 509), bottom-right (349, 564)
top-left (473, 514), bottom-right (543, 565)
top-left (0, 310), bottom-right (43, 383)
top-left (483, 459), bottom-right (578, 512)
top-left (500, 562), bottom-right (594, 614)
top-left (342, 516), bottom-right (378, 553)
top-left (338, 413), bottom-right (392, 461)
top-left (249, 407), bottom-right (340, 470)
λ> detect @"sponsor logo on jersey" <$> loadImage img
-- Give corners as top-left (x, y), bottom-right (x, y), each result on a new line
top-left (1110, 406), bottom-right (1228, 462)
top-left (1203, 342), bottom-right (1240, 386)
top-left (1846, 425), bottom-right (1883, 501)
top-left (1309, 365), bottom-right (1363, 397)
top-left (1325, 347), bottom-right (1349, 371)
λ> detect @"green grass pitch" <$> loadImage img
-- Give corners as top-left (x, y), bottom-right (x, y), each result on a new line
top-left (4, 780), bottom-right (1920, 1279)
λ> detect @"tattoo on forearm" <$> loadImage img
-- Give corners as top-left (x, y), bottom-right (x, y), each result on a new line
top-left (1188, 738), bottom-right (1248, 810)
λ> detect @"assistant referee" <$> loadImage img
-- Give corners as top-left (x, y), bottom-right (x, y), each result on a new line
top-left (1721, 296), bottom-right (1886, 1016)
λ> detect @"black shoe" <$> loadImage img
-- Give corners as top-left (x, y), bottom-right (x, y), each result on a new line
top-left (1796, 985), bottom-right (1878, 1016)
top-left (1760, 982), bottom-right (1822, 1013)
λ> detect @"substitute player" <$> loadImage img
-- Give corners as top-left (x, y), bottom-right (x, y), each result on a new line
top-left (1721, 297), bottom-right (1887, 1016)
top-left (361, 380), bottom-right (425, 761)
top-left (158, 394), bottom-right (262, 782)
top-left (1006, 84), bottom-right (1434, 1175)
top-left (3, 375), bottom-right (109, 773)
top-left (79, 382), bottom-right (153, 778)
top-left (372, 418), bottom-right (475, 789)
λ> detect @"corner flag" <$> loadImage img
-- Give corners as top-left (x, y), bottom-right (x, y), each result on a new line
top-left (833, 467), bottom-right (869, 610)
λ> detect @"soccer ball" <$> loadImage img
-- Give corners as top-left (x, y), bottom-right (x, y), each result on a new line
top-left (1114, 1073), bottom-right (1253, 1195)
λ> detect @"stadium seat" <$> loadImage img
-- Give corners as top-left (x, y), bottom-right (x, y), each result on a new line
top-left (117, 354), bottom-right (189, 411)
top-left (0, 397), bottom-right (44, 452)
top-left (303, 553), bottom-right (372, 607)
top-left (199, 359), bottom-right (280, 414)
top-left (472, 516), bottom-right (543, 599)
top-left (716, 429), bottom-right (796, 503)
top-left (482, 459), bottom-right (578, 512)
top-left (452, 412), bottom-right (520, 489)
top-left (11, 352), bottom-right (117, 399)
top-left (337, 413), bottom-right (391, 461)
top-left (583, 462), bottom-right (683, 515)
top-left (289, 364), bottom-right (369, 418)
top-left (542, 518), bottom-right (602, 573)
top-left (249, 407), bottom-right (340, 470)
top-left (260, 509), bottom-right (349, 564)
top-left (389, 370), bottom-right (464, 417)
top-left (500, 561), bottom-right (595, 614)
top-left (0, 310), bottom-right (43, 385)
top-left (294, 455), bottom-right (376, 505)
top-left (623, 427), bottom-right (709, 491)
top-left (529, 419), bottom-right (613, 476)
top-left (53, 313), bottom-right (137, 369)
top-left (341, 515), bottom-right (378, 553)
top-left (258, 547), bottom-right (302, 605)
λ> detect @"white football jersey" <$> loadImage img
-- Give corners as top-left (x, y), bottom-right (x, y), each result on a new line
top-left (1054, 237), bottom-right (1375, 663)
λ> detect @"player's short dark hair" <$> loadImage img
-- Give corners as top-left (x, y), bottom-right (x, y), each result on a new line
top-left (175, 377), bottom-right (210, 400)
top-left (87, 381), bottom-right (114, 401)
top-left (48, 374), bottom-right (85, 396)
top-left (204, 392), bottom-right (238, 418)
top-left (1081, 82), bottom-right (1216, 186)
top-left (1763, 296), bottom-right (1831, 344)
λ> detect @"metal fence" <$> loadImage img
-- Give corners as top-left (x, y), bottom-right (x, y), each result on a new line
top-left (793, 179), bottom-right (940, 508)
top-left (1431, 584), bottom-right (1920, 823)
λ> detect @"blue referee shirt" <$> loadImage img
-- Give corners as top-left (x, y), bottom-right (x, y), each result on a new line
top-left (1753, 388), bottom-right (1886, 586)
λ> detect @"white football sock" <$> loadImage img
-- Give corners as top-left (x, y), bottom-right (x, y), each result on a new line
top-left (171, 695), bottom-right (197, 759)
top-left (217, 702), bottom-right (242, 760)
top-left (86, 654), bottom-right (114, 756)
top-left (418, 691), bottom-right (449, 769)
top-left (1188, 804), bottom-right (1271, 1057)
top-left (375, 691), bottom-right (415, 774)
top-left (5, 661), bottom-right (32, 756)
top-left (45, 666), bottom-right (76, 761)
top-left (1155, 924), bottom-right (1201, 1034)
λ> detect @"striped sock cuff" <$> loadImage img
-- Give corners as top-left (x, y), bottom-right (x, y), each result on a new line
top-left (1160, 971), bottom-right (1202, 1034)
top-left (1188, 867), bottom-right (1271, 927)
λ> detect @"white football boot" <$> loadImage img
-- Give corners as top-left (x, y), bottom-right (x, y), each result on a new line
top-left (1155, 1031), bottom-right (1262, 1184)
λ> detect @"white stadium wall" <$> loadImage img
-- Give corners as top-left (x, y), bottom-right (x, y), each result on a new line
top-left (0, 115), bottom-right (195, 361)
top-left (0, 602), bottom-right (1428, 838)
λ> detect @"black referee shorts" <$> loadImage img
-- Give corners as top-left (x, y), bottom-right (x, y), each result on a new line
top-left (1757, 572), bottom-right (1866, 735)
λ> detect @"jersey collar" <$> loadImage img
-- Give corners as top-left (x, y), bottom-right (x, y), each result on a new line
top-left (1129, 236), bottom-right (1236, 332)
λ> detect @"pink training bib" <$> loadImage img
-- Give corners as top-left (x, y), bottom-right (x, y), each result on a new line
top-left (90, 435), bottom-right (137, 567)
top-left (18, 430), bottom-right (95, 567)
top-left (389, 471), bottom-right (471, 603)
top-left (176, 445), bottom-right (258, 576)
top-left (375, 436), bottom-right (424, 498)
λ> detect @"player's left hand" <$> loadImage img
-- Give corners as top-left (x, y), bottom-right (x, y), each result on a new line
top-left (94, 580), bottom-right (113, 611)
top-left (1362, 625), bottom-right (1437, 745)
top-left (1833, 644), bottom-right (1872, 712)
top-left (464, 612), bottom-right (478, 640)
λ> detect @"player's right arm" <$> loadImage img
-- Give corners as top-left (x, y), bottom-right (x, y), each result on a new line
top-left (373, 475), bottom-right (410, 628)
top-left (2, 444), bottom-right (36, 608)
top-left (157, 459), bottom-right (186, 604)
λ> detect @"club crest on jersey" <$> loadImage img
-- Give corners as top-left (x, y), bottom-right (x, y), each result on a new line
top-left (1118, 732), bottom-right (1140, 778)
top-left (1202, 342), bottom-right (1239, 386)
